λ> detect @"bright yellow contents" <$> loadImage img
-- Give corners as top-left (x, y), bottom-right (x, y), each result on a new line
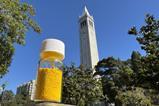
top-left (40, 51), bottom-right (64, 61)
top-left (35, 68), bottom-right (63, 102)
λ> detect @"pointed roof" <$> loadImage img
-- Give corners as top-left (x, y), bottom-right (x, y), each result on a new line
top-left (82, 6), bottom-right (90, 16)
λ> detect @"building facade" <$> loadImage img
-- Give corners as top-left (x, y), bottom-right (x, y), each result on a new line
top-left (16, 80), bottom-right (36, 100)
top-left (79, 6), bottom-right (99, 69)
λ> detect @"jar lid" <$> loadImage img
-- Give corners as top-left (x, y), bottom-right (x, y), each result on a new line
top-left (40, 39), bottom-right (65, 60)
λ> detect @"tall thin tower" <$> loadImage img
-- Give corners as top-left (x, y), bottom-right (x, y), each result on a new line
top-left (79, 6), bottom-right (99, 69)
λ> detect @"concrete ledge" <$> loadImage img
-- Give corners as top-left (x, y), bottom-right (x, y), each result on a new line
top-left (35, 102), bottom-right (74, 106)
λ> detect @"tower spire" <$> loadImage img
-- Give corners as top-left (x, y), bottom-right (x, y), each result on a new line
top-left (82, 6), bottom-right (90, 16)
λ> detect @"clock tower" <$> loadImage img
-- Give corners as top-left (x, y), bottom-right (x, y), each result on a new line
top-left (79, 6), bottom-right (99, 69)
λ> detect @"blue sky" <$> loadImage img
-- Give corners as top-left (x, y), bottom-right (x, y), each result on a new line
top-left (2, 0), bottom-right (159, 93)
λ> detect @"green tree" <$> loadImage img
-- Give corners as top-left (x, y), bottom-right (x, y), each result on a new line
top-left (131, 51), bottom-right (142, 73)
top-left (128, 14), bottom-right (159, 105)
top-left (62, 65), bottom-right (104, 106)
top-left (14, 94), bottom-right (25, 106)
top-left (0, 90), bottom-right (14, 105)
top-left (94, 14), bottom-right (159, 105)
top-left (95, 56), bottom-right (152, 104)
top-left (115, 87), bottom-right (151, 106)
top-left (95, 57), bottom-right (134, 102)
top-left (0, 0), bottom-right (41, 78)
top-left (95, 57), bottom-right (120, 102)
top-left (130, 51), bottom-right (146, 86)
top-left (128, 14), bottom-right (159, 56)
top-left (128, 14), bottom-right (159, 90)
top-left (14, 85), bottom-right (35, 106)
top-left (14, 94), bottom-right (34, 106)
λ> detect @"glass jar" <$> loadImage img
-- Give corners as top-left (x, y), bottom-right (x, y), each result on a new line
top-left (35, 39), bottom-right (65, 103)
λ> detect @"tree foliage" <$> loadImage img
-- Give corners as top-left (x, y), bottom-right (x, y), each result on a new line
top-left (0, 0), bottom-right (41, 77)
top-left (95, 57), bottom-right (134, 102)
top-left (0, 90), bottom-right (14, 103)
top-left (128, 14), bottom-right (159, 90)
top-left (128, 14), bottom-right (159, 56)
top-left (115, 87), bottom-right (151, 106)
top-left (62, 65), bottom-right (104, 106)
top-left (95, 14), bottom-right (159, 105)
top-left (0, 90), bottom-right (35, 106)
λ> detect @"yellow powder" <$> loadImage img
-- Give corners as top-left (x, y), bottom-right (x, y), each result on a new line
top-left (35, 68), bottom-right (63, 102)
